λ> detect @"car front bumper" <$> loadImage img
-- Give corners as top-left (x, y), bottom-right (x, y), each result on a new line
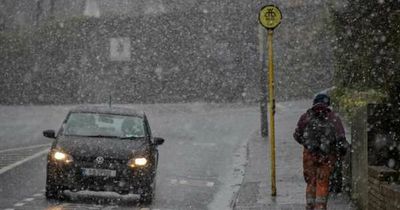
top-left (47, 159), bottom-right (155, 193)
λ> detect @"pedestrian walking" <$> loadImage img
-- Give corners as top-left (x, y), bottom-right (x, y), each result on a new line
top-left (293, 94), bottom-right (348, 210)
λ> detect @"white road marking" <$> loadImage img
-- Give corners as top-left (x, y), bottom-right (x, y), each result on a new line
top-left (13, 203), bottom-right (24, 207)
top-left (0, 144), bottom-right (51, 153)
top-left (0, 149), bottom-right (49, 175)
top-left (33, 193), bottom-right (42, 197)
top-left (23, 198), bottom-right (34, 202)
top-left (170, 178), bottom-right (214, 188)
top-left (4, 208), bottom-right (15, 210)
top-left (179, 180), bottom-right (188, 184)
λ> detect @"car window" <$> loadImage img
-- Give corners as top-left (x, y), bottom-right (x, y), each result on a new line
top-left (63, 113), bottom-right (145, 138)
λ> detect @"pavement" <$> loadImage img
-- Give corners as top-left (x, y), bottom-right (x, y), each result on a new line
top-left (233, 100), bottom-right (357, 210)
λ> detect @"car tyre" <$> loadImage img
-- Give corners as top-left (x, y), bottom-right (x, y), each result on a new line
top-left (45, 184), bottom-right (63, 199)
top-left (139, 181), bottom-right (155, 204)
top-left (139, 191), bottom-right (153, 204)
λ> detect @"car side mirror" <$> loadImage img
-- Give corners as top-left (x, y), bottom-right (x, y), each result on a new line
top-left (153, 137), bottom-right (165, 146)
top-left (43, 130), bottom-right (56, 139)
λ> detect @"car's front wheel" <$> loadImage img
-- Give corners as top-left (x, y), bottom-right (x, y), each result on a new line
top-left (139, 181), bottom-right (156, 204)
top-left (45, 184), bottom-right (64, 199)
top-left (45, 171), bottom-right (64, 200)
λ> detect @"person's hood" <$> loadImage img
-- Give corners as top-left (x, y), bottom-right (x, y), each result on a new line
top-left (310, 103), bottom-right (331, 114)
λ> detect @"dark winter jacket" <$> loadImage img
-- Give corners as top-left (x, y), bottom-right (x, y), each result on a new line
top-left (293, 103), bottom-right (347, 155)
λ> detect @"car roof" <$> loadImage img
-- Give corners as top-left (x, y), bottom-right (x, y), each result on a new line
top-left (69, 105), bottom-right (144, 118)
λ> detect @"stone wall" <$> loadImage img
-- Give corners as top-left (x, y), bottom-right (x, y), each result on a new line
top-left (349, 104), bottom-right (400, 210)
top-left (368, 166), bottom-right (400, 210)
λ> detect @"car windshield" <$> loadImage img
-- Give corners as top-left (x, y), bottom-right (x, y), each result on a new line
top-left (62, 113), bottom-right (145, 138)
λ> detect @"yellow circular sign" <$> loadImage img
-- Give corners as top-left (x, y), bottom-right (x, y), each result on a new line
top-left (259, 5), bottom-right (282, 30)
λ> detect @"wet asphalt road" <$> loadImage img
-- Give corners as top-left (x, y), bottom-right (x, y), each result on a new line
top-left (0, 104), bottom-right (259, 210)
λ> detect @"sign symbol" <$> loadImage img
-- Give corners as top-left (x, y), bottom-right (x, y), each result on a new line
top-left (266, 9), bottom-right (276, 20)
top-left (110, 37), bottom-right (131, 61)
top-left (95, 156), bottom-right (104, 164)
top-left (117, 41), bottom-right (124, 54)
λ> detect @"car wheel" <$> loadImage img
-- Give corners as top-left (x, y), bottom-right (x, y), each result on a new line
top-left (45, 184), bottom-right (63, 199)
top-left (139, 181), bottom-right (155, 204)
top-left (139, 191), bottom-right (153, 204)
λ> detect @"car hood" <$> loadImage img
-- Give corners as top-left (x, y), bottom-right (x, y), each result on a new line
top-left (55, 135), bottom-right (148, 160)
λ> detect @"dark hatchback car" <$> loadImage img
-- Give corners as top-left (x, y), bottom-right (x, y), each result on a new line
top-left (43, 106), bottom-right (164, 203)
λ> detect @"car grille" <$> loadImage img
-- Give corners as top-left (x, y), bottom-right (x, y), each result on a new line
top-left (75, 158), bottom-right (127, 170)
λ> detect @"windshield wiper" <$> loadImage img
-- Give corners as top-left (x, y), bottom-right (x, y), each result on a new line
top-left (119, 136), bottom-right (145, 140)
top-left (83, 135), bottom-right (120, 138)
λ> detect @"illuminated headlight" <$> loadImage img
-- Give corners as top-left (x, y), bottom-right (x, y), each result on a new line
top-left (135, 158), bottom-right (148, 166)
top-left (54, 151), bottom-right (66, 160)
top-left (127, 157), bottom-right (148, 168)
top-left (52, 151), bottom-right (73, 163)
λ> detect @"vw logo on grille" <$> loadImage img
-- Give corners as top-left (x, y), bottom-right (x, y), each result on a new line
top-left (95, 156), bottom-right (104, 164)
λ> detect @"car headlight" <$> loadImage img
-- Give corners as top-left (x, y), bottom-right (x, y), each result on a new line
top-left (127, 157), bottom-right (148, 168)
top-left (135, 158), bottom-right (148, 166)
top-left (52, 150), bottom-right (73, 163)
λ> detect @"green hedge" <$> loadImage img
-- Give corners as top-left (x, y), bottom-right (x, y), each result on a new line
top-left (331, 88), bottom-right (387, 121)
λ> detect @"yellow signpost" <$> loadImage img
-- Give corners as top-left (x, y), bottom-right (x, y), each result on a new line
top-left (258, 5), bottom-right (282, 197)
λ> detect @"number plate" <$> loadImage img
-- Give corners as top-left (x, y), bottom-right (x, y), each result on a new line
top-left (82, 168), bottom-right (116, 177)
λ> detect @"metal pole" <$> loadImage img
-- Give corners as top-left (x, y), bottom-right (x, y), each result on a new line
top-left (258, 25), bottom-right (268, 137)
top-left (267, 29), bottom-right (277, 196)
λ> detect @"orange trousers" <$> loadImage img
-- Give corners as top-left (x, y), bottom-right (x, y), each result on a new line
top-left (303, 149), bottom-right (336, 210)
